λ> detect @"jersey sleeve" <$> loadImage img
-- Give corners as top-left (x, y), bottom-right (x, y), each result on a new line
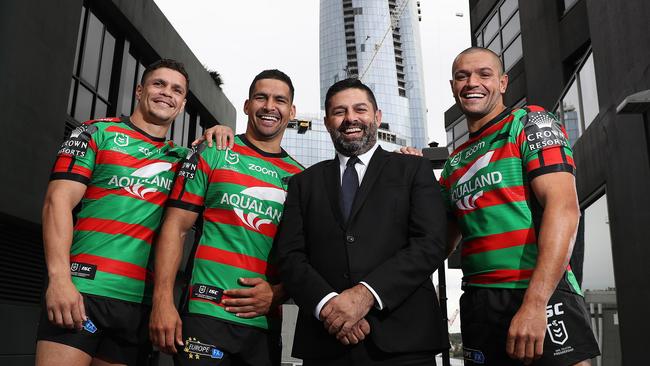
top-left (166, 143), bottom-right (211, 213)
top-left (517, 106), bottom-right (575, 180)
top-left (50, 123), bottom-right (101, 185)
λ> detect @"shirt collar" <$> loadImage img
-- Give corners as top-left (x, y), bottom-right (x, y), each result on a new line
top-left (337, 143), bottom-right (379, 167)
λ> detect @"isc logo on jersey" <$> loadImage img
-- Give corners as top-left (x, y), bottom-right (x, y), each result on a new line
top-left (219, 187), bottom-right (286, 231)
top-left (451, 151), bottom-right (502, 210)
top-left (107, 162), bottom-right (173, 199)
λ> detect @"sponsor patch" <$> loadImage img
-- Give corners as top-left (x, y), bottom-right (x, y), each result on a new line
top-left (70, 262), bottom-right (97, 280)
top-left (184, 337), bottom-right (224, 360)
top-left (57, 125), bottom-right (97, 157)
top-left (463, 347), bottom-right (486, 364)
top-left (82, 318), bottom-right (97, 334)
top-left (177, 145), bottom-right (205, 180)
top-left (523, 111), bottom-right (569, 152)
top-left (190, 284), bottom-right (224, 305)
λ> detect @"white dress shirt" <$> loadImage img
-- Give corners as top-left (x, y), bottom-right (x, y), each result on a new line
top-left (314, 143), bottom-right (384, 319)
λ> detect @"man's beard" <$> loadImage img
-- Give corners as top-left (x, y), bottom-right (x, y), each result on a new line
top-left (329, 120), bottom-right (378, 156)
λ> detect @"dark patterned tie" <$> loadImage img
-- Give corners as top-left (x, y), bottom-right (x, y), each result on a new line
top-left (341, 156), bottom-right (360, 222)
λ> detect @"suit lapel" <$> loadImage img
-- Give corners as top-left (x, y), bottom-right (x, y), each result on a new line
top-left (348, 146), bottom-right (388, 223)
top-left (324, 157), bottom-right (346, 229)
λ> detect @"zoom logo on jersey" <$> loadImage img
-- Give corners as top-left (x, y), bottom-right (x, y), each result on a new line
top-left (58, 125), bottom-right (97, 157)
top-left (220, 187), bottom-right (286, 231)
top-left (451, 151), bottom-right (502, 210)
top-left (248, 163), bottom-right (278, 178)
top-left (184, 337), bottom-right (224, 360)
top-left (108, 162), bottom-right (173, 199)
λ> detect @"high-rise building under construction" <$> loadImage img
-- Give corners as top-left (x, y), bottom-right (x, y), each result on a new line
top-left (320, 0), bottom-right (428, 148)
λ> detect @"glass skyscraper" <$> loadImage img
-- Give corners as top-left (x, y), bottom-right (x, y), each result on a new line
top-left (320, 0), bottom-right (428, 148)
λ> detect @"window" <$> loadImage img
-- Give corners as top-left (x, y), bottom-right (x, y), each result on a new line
top-left (474, 0), bottom-right (522, 71)
top-left (118, 45), bottom-right (146, 117)
top-left (555, 51), bottom-right (600, 145)
top-left (581, 192), bottom-right (622, 365)
top-left (561, 80), bottom-right (582, 145)
top-left (445, 116), bottom-right (468, 151)
top-left (66, 3), bottom-right (206, 148)
top-left (579, 54), bottom-right (599, 129)
top-left (68, 6), bottom-right (117, 123)
top-left (194, 115), bottom-right (203, 141)
top-left (172, 110), bottom-right (191, 147)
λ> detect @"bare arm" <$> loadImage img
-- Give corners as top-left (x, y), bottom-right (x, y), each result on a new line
top-left (42, 180), bottom-right (87, 329)
top-left (150, 207), bottom-right (198, 354)
top-left (192, 124), bottom-right (234, 149)
top-left (446, 219), bottom-right (461, 257)
top-left (506, 172), bottom-right (579, 364)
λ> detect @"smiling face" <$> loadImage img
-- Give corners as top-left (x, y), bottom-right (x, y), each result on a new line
top-left (451, 49), bottom-right (508, 127)
top-left (244, 78), bottom-right (295, 142)
top-left (325, 87), bottom-right (382, 156)
top-left (135, 67), bottom-right (187, 125)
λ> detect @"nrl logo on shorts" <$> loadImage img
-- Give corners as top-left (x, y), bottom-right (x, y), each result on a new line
top-left (184, 337), bottom-right (224, 360)
top-left (547, 319), bottom-right (569, 345)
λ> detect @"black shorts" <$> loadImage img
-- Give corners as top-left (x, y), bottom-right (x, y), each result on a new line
top-left (460, 287), bottom-right (600, 365)
top-left (36, 293), bottom-right (152, 365)
top-left (175, 314), bottom-right (281, 366)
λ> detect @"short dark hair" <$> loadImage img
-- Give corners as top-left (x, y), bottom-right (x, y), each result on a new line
top-left (324, 78), bottom-right (378, 115)
top-left (453, 46), bottom-right (505, 75)
top-left (248, 69), bottom-right (295, 102)
top-left (141, 58), bottom-right (190, 90)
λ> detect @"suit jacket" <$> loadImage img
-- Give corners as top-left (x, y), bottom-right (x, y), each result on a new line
top-left (275, 146), bottom-right (449, 359)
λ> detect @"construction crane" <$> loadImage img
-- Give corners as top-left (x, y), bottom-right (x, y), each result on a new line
top-left (448, 308), bottom-right (460, 327)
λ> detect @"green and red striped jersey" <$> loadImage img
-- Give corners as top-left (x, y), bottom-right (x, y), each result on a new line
top-left (51, 117), bottom-right (188, 304)
top-left (440, 106), bottom-right (582, 294)
top-left (167, 134), bottom-right (303, 329)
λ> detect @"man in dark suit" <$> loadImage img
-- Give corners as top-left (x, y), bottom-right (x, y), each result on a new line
top-left (275, 78), bottom-right (449, 365)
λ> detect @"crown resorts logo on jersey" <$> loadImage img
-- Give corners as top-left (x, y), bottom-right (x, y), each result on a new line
top-left (524, 111), bottom-right (569, 152)
top-left (108, 162), bottom-right (173, 199)
top-left (58, 124), bottom-right (98, 157)
top-left (452, 150), bottom-right (502, 210)
top-left (220, 187), bottom-right (286, 231)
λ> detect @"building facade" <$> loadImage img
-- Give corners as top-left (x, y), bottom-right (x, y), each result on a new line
top-left (444, 1), bottom-right (650, 364)
top-left (0, 0), bottom-right (235, 364)
top-left (320, 0), bottom-right (429, 148)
